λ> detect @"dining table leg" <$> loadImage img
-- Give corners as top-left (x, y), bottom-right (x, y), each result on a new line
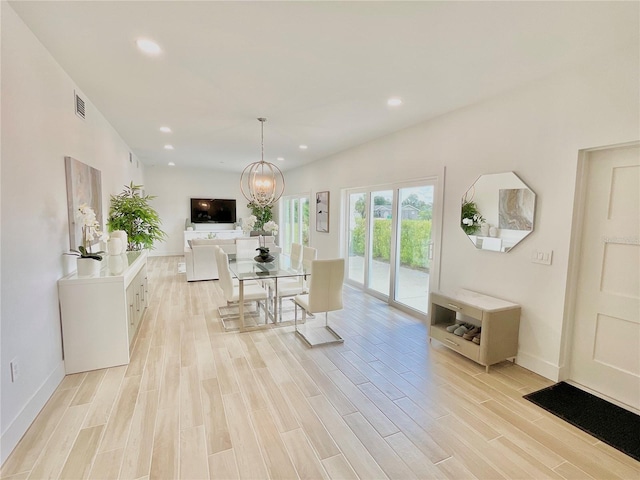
top-left (273, 277), bottom-right (279, 324)
top-left (239, 279), bottom-right (245, 332)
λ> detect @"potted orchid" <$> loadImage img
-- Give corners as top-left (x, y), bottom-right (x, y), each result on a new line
top-left (263, 220), bottom-right (279, 237)
top-left (67, 204), bottom-right (106, 276)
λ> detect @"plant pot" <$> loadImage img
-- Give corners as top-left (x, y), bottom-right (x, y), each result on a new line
top-left (254, 254), bottom-right (275, 263)
top-left (77, 257), bottom-right (101, 277)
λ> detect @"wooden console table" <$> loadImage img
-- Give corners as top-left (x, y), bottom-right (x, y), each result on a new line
top-left (429, 289), bottom-right (521, 372)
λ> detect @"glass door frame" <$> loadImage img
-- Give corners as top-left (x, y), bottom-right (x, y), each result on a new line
top-left (342, 175), bottom-right (443, 321)
top-left (279, 193), bottom-right (310, 255)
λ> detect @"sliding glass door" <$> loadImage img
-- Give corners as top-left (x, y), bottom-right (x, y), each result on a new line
top-left (393, 185), bottom-right (434, 314)
top-left (280, 195), bottom-right (310, 254)
top-left (347, 192), bottom-right (366, 284)
top-left (369, 190), bottom-right (394, 297)
top-left (345, 180), bottom-right (436, 317)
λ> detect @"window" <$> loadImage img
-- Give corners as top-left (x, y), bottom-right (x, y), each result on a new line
top-left (280, 195), bottom-right (310, 254)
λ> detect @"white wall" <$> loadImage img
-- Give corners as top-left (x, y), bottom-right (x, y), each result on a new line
top-left (282, 44), bottom-right (639, 380)
top-left (144, 166), bottom-right (253, 256)
top-left (0, 5), bottom-right (144, 462)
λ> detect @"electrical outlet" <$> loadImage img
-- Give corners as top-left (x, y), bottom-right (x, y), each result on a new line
top-left (531, 249), bottom-right (553, 265)
top-left (10, 358), bottom-right (19, 382)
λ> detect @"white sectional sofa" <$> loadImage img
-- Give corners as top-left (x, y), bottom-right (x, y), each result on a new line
top-left (185, 236), bottom-right (278, 281)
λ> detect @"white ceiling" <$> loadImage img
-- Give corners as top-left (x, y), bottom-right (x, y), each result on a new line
top-left (8, 1), bottom-right (639, 173)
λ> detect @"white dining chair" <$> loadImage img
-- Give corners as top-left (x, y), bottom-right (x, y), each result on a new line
top-left (290, 243), bottom-right (302, 268)
top-left (302, 246), bottom-right (317, 269)
top-left (293, 258), bottom-right (345, 347)
top-left (216, 249), bottom-right (268, 329)
top-left (267, 242), bottom-right (305, 319)
top-left (235, 237), bottom-right (260, 259)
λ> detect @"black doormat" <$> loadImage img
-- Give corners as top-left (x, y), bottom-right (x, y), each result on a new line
top-left (524, 382), bottom-right (640, 461)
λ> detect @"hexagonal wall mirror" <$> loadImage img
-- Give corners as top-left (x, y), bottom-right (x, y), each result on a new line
top-left (461, 172), bottom-right (536, 252)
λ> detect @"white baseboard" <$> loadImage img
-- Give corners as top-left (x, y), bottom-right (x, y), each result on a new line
top-left (1, 361), bottom-right (65, 465)
top-left (516, 350), bottom-right (560, 382)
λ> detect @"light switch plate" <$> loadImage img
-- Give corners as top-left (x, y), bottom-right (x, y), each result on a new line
top-left (531, 249), bottom-right (553, 265)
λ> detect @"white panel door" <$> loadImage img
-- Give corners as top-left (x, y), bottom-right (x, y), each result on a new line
top-left (570, 144), bottom-right (640, 410)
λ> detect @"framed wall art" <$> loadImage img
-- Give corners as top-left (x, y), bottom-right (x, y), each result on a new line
top-left (64, 156), bottom-right (103, 250)
top-left (316, 191), bottom-right (329, 233)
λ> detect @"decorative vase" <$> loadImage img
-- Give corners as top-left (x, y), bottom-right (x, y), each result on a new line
top-left (77, 257), bottom-right (101, 277)
top-left (480, 223), bottom-right (490, 237)
top-left (110, 230), bottom-right (128, 251)
top-left (489, 226), bottom-right (499, 238)
top-left (108, 254), bottom-right (128, 275)
top-left (107, 237), bottom-right (123, 256)
top-left (254, 253), bottom-right (275, 263)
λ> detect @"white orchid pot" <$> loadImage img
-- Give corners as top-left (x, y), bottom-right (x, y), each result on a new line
top-left (77, 257), bottom-right (101, 277)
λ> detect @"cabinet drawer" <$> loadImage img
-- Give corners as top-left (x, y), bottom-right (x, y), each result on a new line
top-left (431, 293), bottom-right (483, 321)
top-left (430, 325), bottom-right (479, 362)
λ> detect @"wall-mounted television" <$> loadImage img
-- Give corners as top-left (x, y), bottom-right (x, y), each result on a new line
top-left (190, 198), bottom-right (237, 224)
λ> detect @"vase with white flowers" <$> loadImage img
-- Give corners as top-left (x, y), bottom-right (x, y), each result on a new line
top-left (263, 220), bottom-right (279, 237)
top-left (461, 201), bottom-right (485, 235)
top-left (67, 204), bottom-right (106, 276)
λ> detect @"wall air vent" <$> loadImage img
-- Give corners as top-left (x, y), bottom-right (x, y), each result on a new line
top-left (74, 91), bottom-right (85, 119)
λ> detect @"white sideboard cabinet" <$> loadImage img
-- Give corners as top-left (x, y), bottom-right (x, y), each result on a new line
top-left (58, 250), bottom-right (148, 374)
top-left (429, 289), bottom-right (521, 372)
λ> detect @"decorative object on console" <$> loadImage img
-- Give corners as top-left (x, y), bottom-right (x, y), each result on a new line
top-left (109, 230), bottom-right (128, 253)
top-left (107, 182), bottom-right (167, 251)
top-left (65, 204), bottom-right (105, 276)
top-left (240, 118), bottom-right (285, 208)
top-left (107, 237), bottom-right (124, 255)
top-left (461, 172), bottom-right (536, 252)
top-left (108, 253), bottom-right (129, 275)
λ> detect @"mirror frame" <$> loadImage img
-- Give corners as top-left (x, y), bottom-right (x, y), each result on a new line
top-left (461, 172), bottom-right (536, 252)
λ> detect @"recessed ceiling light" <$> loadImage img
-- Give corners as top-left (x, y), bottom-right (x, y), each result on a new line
top-left (299, 145), bottom-right (308, 150)
top-left (387, 97), bottom-right (403, 107)
top-left (164, 144), bottom-right (174, 150)
top-left (159, 126), bottom-right (172, 133)
top-left (277, 157), bottom-right (285, 162)
top-left (136, 38), bottom-right (162, 56)
top-left (168, 162), bottom-right (175, 166)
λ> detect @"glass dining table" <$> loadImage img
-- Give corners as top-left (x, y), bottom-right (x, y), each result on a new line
top-left (228, 253), bottom-right (308, 331)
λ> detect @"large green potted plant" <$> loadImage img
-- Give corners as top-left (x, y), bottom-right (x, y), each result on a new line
top-left (247, 202), bottom-right (273, 231)
top-left (107, 182), bottom-right (167, 251)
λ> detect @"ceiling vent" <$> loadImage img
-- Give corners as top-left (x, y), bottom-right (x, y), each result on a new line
top-left (74, 91), bottom-right (85, 119)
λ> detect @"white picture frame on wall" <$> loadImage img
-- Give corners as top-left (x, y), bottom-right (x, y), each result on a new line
top-left (316, 191), bottom-right (329, 233)
top-left (64, 156), bottom-right (102, 250)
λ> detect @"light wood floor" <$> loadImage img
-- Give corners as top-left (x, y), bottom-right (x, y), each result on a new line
top-left (3, 256), bottom-right (639, 479)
